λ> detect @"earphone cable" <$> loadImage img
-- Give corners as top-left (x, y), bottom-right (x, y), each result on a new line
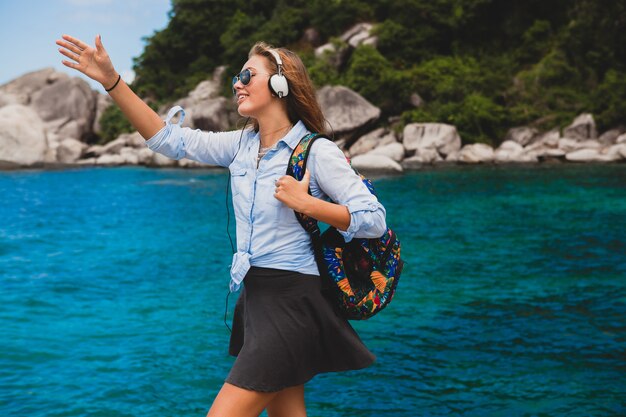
top-left (223, 117), bottom-right (249, 333)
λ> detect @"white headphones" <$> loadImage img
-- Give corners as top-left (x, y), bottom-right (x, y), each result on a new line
top-left (267, 49), bottom-right (289, 98)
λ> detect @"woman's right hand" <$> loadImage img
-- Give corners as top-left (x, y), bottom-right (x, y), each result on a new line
top-left (56, 34), bottom-right (119, 89)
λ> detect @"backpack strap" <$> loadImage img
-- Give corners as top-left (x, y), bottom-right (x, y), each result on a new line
top-left (286, 132), bottom-right (328, 240)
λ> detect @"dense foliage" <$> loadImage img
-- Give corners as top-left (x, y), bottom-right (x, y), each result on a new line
top-left (125, 0), bottom-right (626, 144)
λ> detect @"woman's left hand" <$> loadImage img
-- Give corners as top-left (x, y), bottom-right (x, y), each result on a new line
top-left (274, 170), bottom-right (312, 212)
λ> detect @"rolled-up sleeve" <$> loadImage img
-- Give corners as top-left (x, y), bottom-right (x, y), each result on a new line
top-left (145, 106), bottom-right (243, 167)
top-left (309, 138), bottom-right (387, 242)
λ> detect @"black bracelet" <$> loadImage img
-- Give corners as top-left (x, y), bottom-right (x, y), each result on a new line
top-left (105, 74), bottom-right (121, 92)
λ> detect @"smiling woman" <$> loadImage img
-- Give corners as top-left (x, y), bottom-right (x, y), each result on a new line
top-left (55, 34), bottom-right (387, 417)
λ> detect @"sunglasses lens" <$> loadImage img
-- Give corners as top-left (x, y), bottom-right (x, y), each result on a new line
top-left (240, 69), bottom-right (251, 85)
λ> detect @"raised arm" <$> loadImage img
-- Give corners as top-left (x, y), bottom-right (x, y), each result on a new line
top-left (56, 34), bottom-right (164, 139)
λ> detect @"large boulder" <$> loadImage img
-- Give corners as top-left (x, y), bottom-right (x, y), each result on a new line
top-left (597, 128), bottom-right (625, 146)
top-left (494, 140), bottom-right (526, 162)
top-left (30, 74), bottom-right (98, 140)
top-left (93, 94), bottom-right (113, 136)
top-left (0, 105), bottom-right (48, 166)
top-left (57, 138), bottom-right (88, 163)
top-left (563, 113), bottom-right (597, 141)
top-left (317, 85), bottom-right (380, 137)
top-left (602, 143), bottom-right (626, 160)
top-left (404, 148), bottom-right (442, 164)
top-left (503, 126), bottom-right (538, 146)
top-left (340, 23), bottom-right (377, 48)
top-left (368, 142), bottom-right (405, 162)
top-left (314, 23), bottom-right (376, 68)
top-left (565, 148), bottom-right (615, 162)
top-left (526, 129), bottom-right (560, 149)
top-left (173, 66), bottom-right (238, 132)
top-left (0, 68), bottom-right (60, 105)
top-left (402, 123), bottom-right (461, 157)
top-left (348, 128), bottom-right (396, 157)
top-left (350, 154), bottom-right (403, 173)
top-left (458, 143), bottom-right (494, 163)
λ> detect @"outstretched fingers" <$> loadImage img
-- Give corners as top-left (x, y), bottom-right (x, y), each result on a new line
top-left (56, 39), bottom-right (82, 55)
top-left (61, 34), bottom-right (88, 50)
top-left (58, 46), bottom-right (80, 63)
top-left (61, 60), bottom-right (79, 70)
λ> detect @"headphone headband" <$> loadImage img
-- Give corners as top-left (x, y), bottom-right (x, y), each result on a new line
top-left (268, 49), bottom-right (283, 68)
top-left (266, 48), bottom-right (289, 98)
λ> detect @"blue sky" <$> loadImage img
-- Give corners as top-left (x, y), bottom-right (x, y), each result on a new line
top-left (0, 0), bottom-right (171, 92)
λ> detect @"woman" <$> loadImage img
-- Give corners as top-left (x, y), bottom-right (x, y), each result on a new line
top-left (56, 34), bottom-right (386, 417)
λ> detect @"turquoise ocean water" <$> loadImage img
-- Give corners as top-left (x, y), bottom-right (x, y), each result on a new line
top-left (1, 164), bottom-right (625, 416)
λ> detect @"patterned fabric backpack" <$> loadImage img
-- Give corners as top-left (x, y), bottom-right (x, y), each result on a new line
top-left (287, 132), bottom-right (403, 320)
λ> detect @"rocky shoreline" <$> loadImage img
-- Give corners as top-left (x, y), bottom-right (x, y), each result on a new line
top-left (1, 65), bottom-right (625, 173)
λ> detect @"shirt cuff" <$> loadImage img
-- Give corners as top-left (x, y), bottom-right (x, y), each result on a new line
top-left (338, 200), bottom-right (386, 242)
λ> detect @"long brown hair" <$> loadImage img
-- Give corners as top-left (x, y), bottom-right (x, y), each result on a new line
top-left (248, 42), bottom-right (328, 135)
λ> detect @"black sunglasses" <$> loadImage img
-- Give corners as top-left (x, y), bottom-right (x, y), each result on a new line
top-left (232, 68), bottom-right (254, 94)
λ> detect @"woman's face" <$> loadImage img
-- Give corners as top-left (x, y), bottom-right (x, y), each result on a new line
top-left (233, 54), bottom-right (274, 118)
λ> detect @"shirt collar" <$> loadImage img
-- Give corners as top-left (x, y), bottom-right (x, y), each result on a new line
top-left (280, 120), bottom-right (310, 150)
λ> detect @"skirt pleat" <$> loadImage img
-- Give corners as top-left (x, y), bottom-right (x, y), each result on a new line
top-left (226, 267), bottom-right (375, 392)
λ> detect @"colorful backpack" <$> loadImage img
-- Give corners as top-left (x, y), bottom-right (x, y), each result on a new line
top-left (287, 132), bottom-right (403, 320)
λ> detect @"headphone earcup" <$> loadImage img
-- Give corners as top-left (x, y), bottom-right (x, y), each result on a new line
top-left (268, 74), bottom-right (289, 98)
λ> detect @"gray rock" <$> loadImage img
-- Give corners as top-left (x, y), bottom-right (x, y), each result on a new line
top-left (402, 123), bottom-right (461, 157)
top-left (150, 152), bottom-right (177, 167)
top-left (188, 97), bottom-right (235, 132)
top-left (368, 142), bottom-right (405, 162)
top-left (577, 140), bottom-right (601, 149)
top-left (178, 158), bottom-right (209, 168)
top-left (494, 140), bottom-right (525, 162)
top-left (616, 133), bottom-right (626, 144)
top-left (102, 137), bottom-right (127, 155)
top-left (0, 68), bottom-right (59, 105)
top-left (317, 86), bottom-right (380, 136)
top-left (57, 138), bottom-right (87, 163)
top-left (303, 27), bottom-right (322, 46)
top-left (30, 75), bottom-right (97, 140)
top-left (172, 67), bottom-right (237, 132)
top-left (350, 153), bottom-right (403, 173)
top-left (56, 119), bottom-right (84, 140)
top-left (96, 154), bottom-right (125, 165)
top-left (84, 144), bottom-right (106, 158)
top-left (563, 113), bottom-right (597, 141)
top-left (348, 128), bottom-right (396, 157)
top-left (340, 23), bottom-right (374, 48)
top-left (123, 131), bottom-right (147, 148)
top-left (119, 147), bottom-right (139, 165)
top-left (445, 150), bottom-right (460, 162)
top-left (458, 143), bottom-right (494, 163)
top-left (136, 148), bottom-right (154, 165)
top-left (93, 94), bottom-right (113, 136)
top-left (0, 104), bottom-right (48, 166)
top-left (565, 148), bottom-right (614, 162)
top-left (527, 128), bottom-right (560, 148)
top-left (0, 91), bottom-right (21, 107)
top-left (409, 93), bottom-right (424, 108)
top-left (408, 147), bottom-right (443, 164)
top-left (525, 146), bottom-right (562, 161)
top-left (558, 138), bottom-right (581, 153)
top-left (602, 143), bottom-right (626, 160)
top-left (401, 155), bottom-right (424, 170)
top-left (504, 126), bottom-right (539, 146)
top-left (76, 157), bottom-right (97, 165)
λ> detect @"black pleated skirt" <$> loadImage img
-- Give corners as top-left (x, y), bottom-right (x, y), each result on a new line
top-left (226, 266), bottom-right (375, 392)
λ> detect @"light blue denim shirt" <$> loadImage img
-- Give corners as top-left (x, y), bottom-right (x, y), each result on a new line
top-left (145, 106), bottom-right (387, 291)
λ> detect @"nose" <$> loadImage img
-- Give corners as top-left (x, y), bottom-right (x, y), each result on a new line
top-left (232, 78), bottom-right (244, 95)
